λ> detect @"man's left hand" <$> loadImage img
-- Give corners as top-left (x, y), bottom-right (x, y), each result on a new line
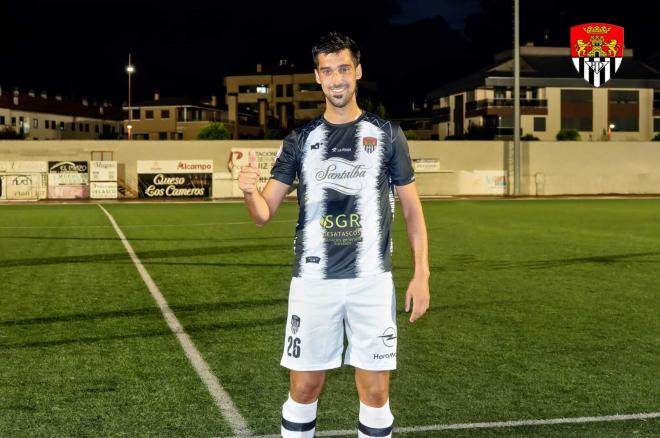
top-left (405, 275), bottom-right (430, 323)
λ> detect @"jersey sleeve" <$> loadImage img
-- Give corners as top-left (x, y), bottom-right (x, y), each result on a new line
top-left (388, 124), bottom-right (415, 186)
top-left (270, 131), bottom-right (299, 185)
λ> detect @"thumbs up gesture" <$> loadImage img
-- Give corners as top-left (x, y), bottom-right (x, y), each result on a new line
top-left (238, 150), bottom-right (260, 195)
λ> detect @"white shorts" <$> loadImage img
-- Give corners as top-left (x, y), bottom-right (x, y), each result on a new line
top-left (280, 271), bottom-right (397, 371)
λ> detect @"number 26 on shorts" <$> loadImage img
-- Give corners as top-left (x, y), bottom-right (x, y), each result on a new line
top-left (287, 336), bottom-right (301, 358)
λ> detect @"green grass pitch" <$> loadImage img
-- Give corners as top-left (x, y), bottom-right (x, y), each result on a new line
top-left (0, 199), bottom-right (658, 437)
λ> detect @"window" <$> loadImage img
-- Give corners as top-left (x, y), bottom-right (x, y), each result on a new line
top-left (494, 87), bottom-right (507, 99)
top-left (79, 123), bottom-right (84, 131)
top-left (276, 84), bottom-right (283, 97)
top-left (286, 84), bottom-right (293, 96)
top-left (561, 89), bottom-right (592, 131)
top-left (498, 114), bottom-right (513, 128)
top-left (0, 116), bottom-right (4, 125)
top-left (95, 124), bottom-right (99, 133)
top-left (51, 121), bottom-right (56, 130)
top-left (466, 90), bottom-right (475, 102)
top-left (60, 121), bottom-right (65, 130)
top-left (71, 122), bottom-right (76, 131)
top-left (145, 110), bottom-right (154, 119)
top-left (299, 83), bottom-right (320, 92)
top-left (11, 117), bottom-right (16, 126)
top-left (298, 101), bottom-right (321, 109)
top-left (45, 120), bottom-right (50, 129)
top-left (85, 124), bottom-right (90, 132)
top-left (534, 117), bottom-right (546, 132)
top-left (655, 118), bottom-right (660, 132)
top-left (608, 90), bottom-right (639, 132)
top-left (159, 132), bottom-right (167, 140)
top-left (91, 151), bottom-right (113, 161)
top-left (161, 109), bottom-right (170, 119)
top-left (132, 109), bottom-right (140, 119)
top-left (33, 119), bottom-right (39, 128)
top-left (239, 85), bottom-right (269, 94)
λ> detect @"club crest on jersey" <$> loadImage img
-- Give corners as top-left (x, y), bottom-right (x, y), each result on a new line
top-left (362, 137), bottom-right (377, 154)
top-left (570, 23), bottom-right (624, 87)
top-left (291, 315), bottom-right (301, 334)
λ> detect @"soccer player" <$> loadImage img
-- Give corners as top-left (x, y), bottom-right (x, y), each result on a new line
top-left (239, 32), bottom-right (430, 438)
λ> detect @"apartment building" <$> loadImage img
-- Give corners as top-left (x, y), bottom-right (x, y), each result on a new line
top-left (224, 61), bottom-right (326, 131)
top-left (123, 93), bottom-right (227, 140)
top-left (427, 45), bottom-right (660, 141)
top-left (0, 87), bottom-right (123, 140)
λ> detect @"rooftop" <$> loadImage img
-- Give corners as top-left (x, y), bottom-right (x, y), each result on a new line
top-left (128, 96), bottom-right (222, 110)
top-left (0, 90), bottom-right (123, 120)
top-left (427, 46), bottom-right (660, 99)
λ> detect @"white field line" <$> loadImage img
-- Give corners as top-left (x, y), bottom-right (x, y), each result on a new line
top-left (0, 219), bottom-right (296, 229)
top-left (97, 204), bottom-right (252, 437)
top-left (222, 412), bottom-right (660, 438)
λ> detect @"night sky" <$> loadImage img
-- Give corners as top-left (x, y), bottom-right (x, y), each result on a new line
top-left (1, 0), bottom-right (656, 116)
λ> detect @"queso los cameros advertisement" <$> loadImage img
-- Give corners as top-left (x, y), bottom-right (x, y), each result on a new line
top-left (137, 160), bottom-right (213, 198)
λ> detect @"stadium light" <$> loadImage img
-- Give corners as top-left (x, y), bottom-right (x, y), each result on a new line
top-left (126, 54), bottom-right (135, 140)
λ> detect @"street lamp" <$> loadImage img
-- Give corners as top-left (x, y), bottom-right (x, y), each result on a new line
top-left (608, 123), bottom-right (615, 140)
top-left (126, 54), bottom-right (135, 140)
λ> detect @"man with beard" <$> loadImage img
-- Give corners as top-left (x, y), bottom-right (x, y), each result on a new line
top-left (239, 32), bottom-right (430, 438)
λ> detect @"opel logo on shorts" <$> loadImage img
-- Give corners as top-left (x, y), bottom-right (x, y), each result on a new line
top-left (378, 327), bottom-right (397, 347)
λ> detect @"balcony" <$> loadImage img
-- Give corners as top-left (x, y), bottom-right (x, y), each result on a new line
top-left (466, 98), bottom-right (548, 117)
top-left (431, 107), bottom-right (450, 123)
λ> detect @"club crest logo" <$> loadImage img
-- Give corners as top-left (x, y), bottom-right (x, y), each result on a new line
top-left (570, 23), bottom-right (624, 87)
top-left (362, 137), bottom-right (377, 154)
top-left (291, 315), bottom-right (301, 334)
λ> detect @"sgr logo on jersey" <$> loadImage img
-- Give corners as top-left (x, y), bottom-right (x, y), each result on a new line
top-left (314, 157), bottom-right (367, 195)
top-left (320, 213), bottom-right (361, 229)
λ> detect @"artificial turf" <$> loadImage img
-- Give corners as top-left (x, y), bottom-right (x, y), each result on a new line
top-left (0, 199), bottom-right (658, 437)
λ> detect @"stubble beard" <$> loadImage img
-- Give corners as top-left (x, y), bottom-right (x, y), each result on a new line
top-left (325, 86), bottom-right (355, 109)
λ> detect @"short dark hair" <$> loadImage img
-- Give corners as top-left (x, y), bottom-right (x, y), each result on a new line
top-left (311, 32), bottom-right (361, 68)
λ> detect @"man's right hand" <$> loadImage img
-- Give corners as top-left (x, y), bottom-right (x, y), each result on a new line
top-left (238, 150), bottom-right (260, 195)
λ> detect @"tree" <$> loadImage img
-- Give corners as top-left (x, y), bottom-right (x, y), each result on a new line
top-left (404, 130), bottom-right (419, 140)
top-left (197, 122), bottom-right (230, 140)
top-left (0, 129), bottom-right (25, 139)
top-left (359, 97), bottom-right (389, 119)
top-left (556, 129), bottom-right (581, 141)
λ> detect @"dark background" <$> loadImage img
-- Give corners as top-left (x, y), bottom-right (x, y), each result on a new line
top-left (1, 0), bottom-right (657, 116)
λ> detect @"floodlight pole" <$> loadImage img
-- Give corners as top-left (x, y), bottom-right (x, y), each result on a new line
top-left (126, 54), bottom-right (135, 140)
top-left (513, 0), bottom-right (521, 196)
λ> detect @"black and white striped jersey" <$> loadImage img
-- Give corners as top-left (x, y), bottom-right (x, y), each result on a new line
top-left (270, 111), bottom-right (415, 279)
